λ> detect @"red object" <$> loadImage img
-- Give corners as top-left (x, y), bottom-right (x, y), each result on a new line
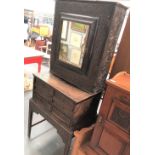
top-left (24, 56), bottom-right (43, 73)
top-left (35, 40), bottom-right (46, 51)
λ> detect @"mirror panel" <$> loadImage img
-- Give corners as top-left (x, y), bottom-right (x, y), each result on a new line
top-left (59, 20), bottom-right (89, 68)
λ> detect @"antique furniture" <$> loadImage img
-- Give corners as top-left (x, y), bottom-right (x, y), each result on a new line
top-left (50, 0), bottom-right (127, 93)
top-left (71, 72), bottom-right (130, 155)
top-left (28, 73), bottom-right (101, 155)
top-left (28, 1), bottom-right (128, 155)
top-left (24, 46), bottom-right (44, 73)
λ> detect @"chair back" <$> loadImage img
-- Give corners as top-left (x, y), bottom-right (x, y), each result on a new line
top-left (35, 40), bottom-right (46, 51)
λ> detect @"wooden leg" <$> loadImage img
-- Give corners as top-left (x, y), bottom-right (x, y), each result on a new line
top-left (38, 57), bottom-right (42, 73)
top-left (28, 105), bottom-right (33, 138)
top-left (64, 134), bottom-right (72, 155)
top-left (38, 62), bottom-right (41, 73)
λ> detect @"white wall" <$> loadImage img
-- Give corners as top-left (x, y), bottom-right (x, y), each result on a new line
top-left (24, 0), bottom-right (55, 14)
top-left (96, 0), bottom-right (130, 7)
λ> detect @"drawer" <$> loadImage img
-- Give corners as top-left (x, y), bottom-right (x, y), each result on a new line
top-left (52, 91), bottom-right (74, 116)
top-left (51, 106), bottom-right (71, 127)
top-left (34, 77), bottom-right (54, 102)
top-left (33, 92), bottom-right (52, 111)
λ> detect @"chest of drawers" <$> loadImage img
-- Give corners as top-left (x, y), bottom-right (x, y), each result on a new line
top-left (28, 73), bottom-right (101, 155)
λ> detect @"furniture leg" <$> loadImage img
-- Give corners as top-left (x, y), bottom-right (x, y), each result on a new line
top-left (38, 63), bottom-right (41, 73)
top-left (64, 134), bottom-right (72, 155)
top-left (38, 57), bottom-right (42, 73)
top-left (24, 56), bottom-right (43, 73)
top-left (28, 105), bottom-right (33, 138)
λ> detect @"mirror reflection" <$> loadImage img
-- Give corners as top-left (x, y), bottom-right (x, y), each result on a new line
top-left (59, 20), bottom-right (89, 68)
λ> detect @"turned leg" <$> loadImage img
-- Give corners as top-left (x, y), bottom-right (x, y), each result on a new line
top-left (28, 105), bottom-right (33, 138)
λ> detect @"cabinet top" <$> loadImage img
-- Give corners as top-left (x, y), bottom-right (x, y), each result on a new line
top-left (34, 73), bottom-right (98, 102)
top-left (107, 71), bottom-right (130, 93)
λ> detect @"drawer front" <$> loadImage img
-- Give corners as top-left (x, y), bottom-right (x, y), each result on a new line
top-left (51, 106), bottom-right (71, 127)
top-left (52, 91), bottom-right (74, 116)
top-left (33, 92), bottom-right (52, 111)
top-left (33, 92), bottom-right (72, 127)
top-left (33, 76), bottom-right (75, 119)
top-left (34, 77), bottom-right (54, 102)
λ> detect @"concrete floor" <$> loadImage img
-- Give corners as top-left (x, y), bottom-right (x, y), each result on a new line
top-left (24, 60), bottom-right (70, 155)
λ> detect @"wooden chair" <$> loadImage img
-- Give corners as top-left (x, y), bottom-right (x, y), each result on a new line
top-left (35, 40), bottom-right (47, 52)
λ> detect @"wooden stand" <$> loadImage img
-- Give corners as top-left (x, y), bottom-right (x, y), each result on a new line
top-left (28, 73), bottom-right (101, 155)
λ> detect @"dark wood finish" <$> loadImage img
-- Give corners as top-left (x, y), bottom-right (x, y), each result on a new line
top-left (110, 14), bottom-right (130, 78)
top-left (28, 104), bottom-right (33, 138)
top-left (71, 71), bottom-right (130, 155)
top-left (28, 1), bottom-right (129, 155)
top-left (28, 73), bottom-right (101, 155)
top-left (50, 0), bottom-right (127, 93)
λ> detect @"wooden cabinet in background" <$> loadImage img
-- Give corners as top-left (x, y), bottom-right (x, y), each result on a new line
top-left (71, 72), bottom-right (130, 155)
top-left (110, 14), bottom-right (130, 78)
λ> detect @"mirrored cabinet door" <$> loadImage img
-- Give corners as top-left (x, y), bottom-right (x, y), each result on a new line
top-left (59, 20), bottom-right (90, 68)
